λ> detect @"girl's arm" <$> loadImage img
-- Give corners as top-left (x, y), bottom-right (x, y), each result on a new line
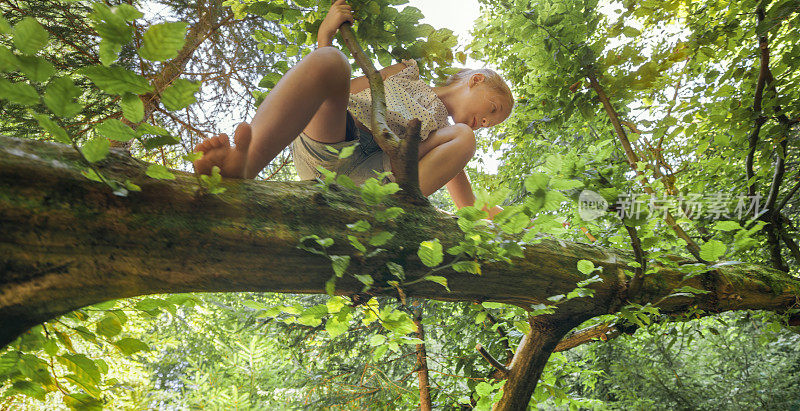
top-left (318, 0), bottom-right (354, 48)
top-left (316, 1), bottom-right (406, 95)
top-left (445, 169), bottom-right (503, 219)
top-left (349, 62), bottom-right (406, 94)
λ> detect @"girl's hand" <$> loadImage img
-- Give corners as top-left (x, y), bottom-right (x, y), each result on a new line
top-left (318, 0), bottom-right (355, 48)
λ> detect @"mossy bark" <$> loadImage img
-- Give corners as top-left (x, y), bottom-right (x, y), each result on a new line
top-left (1, 136), bottom-right (798, 408)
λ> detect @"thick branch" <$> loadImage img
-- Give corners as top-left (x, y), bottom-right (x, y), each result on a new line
top-left (778, 180), bottom-right (800, 213)
top-left (747, 5), bottom-right (771, 197)
top-left (475, 344), bottom-right (509, 376)
top-left (494, 317), bottom-right (586, 410)
top-left (781, 229), bottom-right (800, 263)
top-left (1, 136), bottom-right (798, 352)
top-left (554, 322), bottom-right (630, 352)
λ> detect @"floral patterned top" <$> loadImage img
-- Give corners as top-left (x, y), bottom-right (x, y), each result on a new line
top-left (347, 59), bottom-right (451, 177)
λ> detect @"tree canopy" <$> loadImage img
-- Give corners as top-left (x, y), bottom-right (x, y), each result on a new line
top-left (0, 0), bottom-right (798, 409)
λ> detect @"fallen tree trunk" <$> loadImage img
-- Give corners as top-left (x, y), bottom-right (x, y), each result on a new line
top-left (1, 135), bottom-right (798, 408)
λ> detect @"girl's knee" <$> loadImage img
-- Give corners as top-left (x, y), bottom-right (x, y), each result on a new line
top-left (452, 123), bottom-right (476, 158)
top-left (308, 47), bottom-right (351, 82)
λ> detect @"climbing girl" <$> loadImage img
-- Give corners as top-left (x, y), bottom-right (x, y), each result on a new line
top-left (192, 0), bottom-right (513, 217)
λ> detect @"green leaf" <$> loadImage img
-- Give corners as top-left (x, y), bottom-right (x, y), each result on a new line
top-left (699, 239), bottom-right (726, 262)
top-left (138, 22), bottom-right (188, 61)
top-left (424, 275), bottom-right (450, 291)
top-left (347, 220), bottom-right (371, 232)
top-left (0, 79), bottom-right (39, 105)
top-left (136, 123), bottom-right (172, 137)
top-left (622, 26), bottom-right (641, 37)
top-left (325, 278), bottom-right (336, 296)
top-left (500, 212), bottom-right (530, 234)
top-left (369, 334), bottom-right (386, 346)
top-left (120, 93), bottom-right (144, 122)
top-left (354, 274), bottom-right (374, 286)
top-left (0, 45), bottom-right (20, 72)
top-left (33, 114), bottom-right (70, 143)
top-left (98, 39), bottom-right (122, 66)
top-left (417, 239), bottom-right (443, 267)
top-left (369, 231), bottom-right (394, 246)
top-left (316, 237), bottom-right (334, 247)
top-left (81, 137), bottom-right (110, 163)
top-left (44, 77), bottom-right (83, 118)
top-left (524, 173), bottom-right (550, 192)
top-left (713, 221), bottom-right (742, 232)
top-left (18, 354), bottom-right (51, 385)
top-left (325, 316), bottom-right (349, 337)
top-left (17, 55), bottom-right (54, 83)
top-left (452, 261), bottom-right (481, 274)
top-left (142, 134), bottom-right (181, 149)
top-left (258, 72), bottom-right (282, 89)
top-left (386, 261), bottom-right (405, 280)
top-left (13, 17), bottom-right (49, 55)
top-left (160, 78), bottom-right (200, 111)
top-left (0, 15), bottom-right (10, 34)
top-left (113, 337), bottom-right (149, 356)
top-left (64, 393), bottom-right (103, 411)
top-left (373, 344), bottom-right (388, 360)
top-left (514, 320), bottom-right (531, 334)
top-left (96, 119), bottom-right (136, 142)
top-left (330, 255), bottom-right (350, 277)
top-left (145, 164), bottom-right (176, 180)
top-left (380, 310), bottom-right (417, 335)
top-left (348, 235), bottom-right (366, 252)
top-left (79, 66), bottom-right (153, 95)
top-left (375, 207), bottom-right (404, 222)
top-left (90, 3), bottom-right (134, 44)
top-left (549, 178), bottom-right (584, 190)
top-left (95, 315), bottom-right (122, 338)
top-left (58, 354), bottom-right (100, 385)
top-left (577, 259), bottom-right (595, 275)
top-left (8, 380), bottom-right (46, 401)
top-left (114, 4), bottom-right (144, 21)
top-left (339, 144), bottom-right (357, 159)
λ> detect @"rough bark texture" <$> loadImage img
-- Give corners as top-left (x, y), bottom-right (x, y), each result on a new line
top-left (1, 136), bottom-right (799, 407)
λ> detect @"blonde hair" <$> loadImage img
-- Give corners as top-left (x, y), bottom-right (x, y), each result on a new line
top-left (446, 68), bottom-right (514, 113)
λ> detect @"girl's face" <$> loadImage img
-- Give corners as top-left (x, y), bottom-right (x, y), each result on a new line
top-left (454, 74), bottom-right (511, 130)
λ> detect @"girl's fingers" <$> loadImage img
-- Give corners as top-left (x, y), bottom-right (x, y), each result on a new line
top-left (333, 0), bottom-right (347, 5)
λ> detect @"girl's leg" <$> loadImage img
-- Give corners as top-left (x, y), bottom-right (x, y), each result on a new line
top-left (193, 47), bottom-right (352, 179)
top-left (416, 124), bottom-right (476, 196)
top-left (245, 47), bottom-right (352, 178)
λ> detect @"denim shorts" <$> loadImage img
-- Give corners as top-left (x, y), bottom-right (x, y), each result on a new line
top-left (291, 111), bottom-right (391, 185)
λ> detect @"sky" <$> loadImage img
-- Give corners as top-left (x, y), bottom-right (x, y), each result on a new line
top-left (407, 0), bottom-right (482, 54)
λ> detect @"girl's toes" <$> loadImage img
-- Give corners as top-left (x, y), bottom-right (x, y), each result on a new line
top-left (233, 122), bottom-right (252, 150)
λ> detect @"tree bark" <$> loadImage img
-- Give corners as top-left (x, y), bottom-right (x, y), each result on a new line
top-left (1, 136), bottom-right (799, 406)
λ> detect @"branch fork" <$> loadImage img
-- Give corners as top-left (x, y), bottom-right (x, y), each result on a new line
top-left (337, 23), bottom-right (424, 200)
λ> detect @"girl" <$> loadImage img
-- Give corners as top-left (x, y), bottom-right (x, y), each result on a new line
top-left (192, 0), bottom-right (513, 217)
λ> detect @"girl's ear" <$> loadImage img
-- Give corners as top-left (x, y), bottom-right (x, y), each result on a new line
top-left (469, 73), bottom-right (486, 88)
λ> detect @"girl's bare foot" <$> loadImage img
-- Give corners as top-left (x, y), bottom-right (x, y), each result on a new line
top-left (192, 122), bottom-right (252, 179)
